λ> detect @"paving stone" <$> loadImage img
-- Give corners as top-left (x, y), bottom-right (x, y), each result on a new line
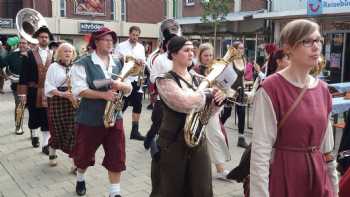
top-left (0, 81), bottom-right (252, 196)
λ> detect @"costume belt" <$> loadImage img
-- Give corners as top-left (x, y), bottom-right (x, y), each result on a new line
top-left (274, 145), bottom-right (320, 191)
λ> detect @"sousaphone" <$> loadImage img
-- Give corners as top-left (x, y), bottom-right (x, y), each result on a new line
top-left (16, 8), bottom-right (47, 44)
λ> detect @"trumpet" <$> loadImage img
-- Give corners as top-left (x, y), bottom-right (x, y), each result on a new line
top-left (136, 63), bottom-right (146, 93)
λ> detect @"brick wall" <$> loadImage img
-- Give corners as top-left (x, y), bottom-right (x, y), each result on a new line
top-left (0, 0), bottom-right (22, 18)
top-left (241, 0), bottom-right (266, 11)
top-left (126, 0), bottom-right (165, 23)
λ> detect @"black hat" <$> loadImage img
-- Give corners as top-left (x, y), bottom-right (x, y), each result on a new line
top-left (33, 26), bottom-right (54, 41)
top-left (49, 41), bottom-right (63, 49)
top-left (167, 36), bottom-right (189, 60)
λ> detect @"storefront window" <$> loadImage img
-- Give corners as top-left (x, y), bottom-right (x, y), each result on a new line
top-left (60, 0), bottom-right (66, 17)
top-left (324, 33), bottom-right (344, 83)
top-left (111, 0), bottom-right (116, 20)
top-left (121, 0), bottom-right (126, 21)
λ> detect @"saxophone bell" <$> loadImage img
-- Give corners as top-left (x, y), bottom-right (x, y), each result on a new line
top-left (184, 47), bottom-right (241, 147)
top-left (102, 56), bottom-right (143, 128)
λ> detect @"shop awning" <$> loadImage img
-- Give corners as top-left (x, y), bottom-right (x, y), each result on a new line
top-left (253, 9), bottom-right (306, 19)
top-left (177, 11), bottom-right (260, 25)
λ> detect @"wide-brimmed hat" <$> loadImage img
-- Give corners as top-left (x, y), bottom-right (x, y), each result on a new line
top-left (88, 27), bottom-right (117, 49)
top-left (33, 26), bottom-right (54, 41)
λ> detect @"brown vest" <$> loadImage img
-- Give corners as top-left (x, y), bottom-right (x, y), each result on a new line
top-left (33, 48), bottom-right (52, 108)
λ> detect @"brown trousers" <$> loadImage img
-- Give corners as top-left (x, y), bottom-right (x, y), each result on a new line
top-left (158, 136), bottom-right (213, 197)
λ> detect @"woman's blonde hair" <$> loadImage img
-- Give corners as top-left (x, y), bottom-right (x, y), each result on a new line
top-left (54, 42), bottom-right (77, 62)
top-left (279, 19), bottom-right (320, 48)
top-left (198, 42), bottom-right (214, 64)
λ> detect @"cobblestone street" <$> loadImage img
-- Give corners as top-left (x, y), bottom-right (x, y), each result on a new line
top-left (0, 82), bottom-right (246, 197)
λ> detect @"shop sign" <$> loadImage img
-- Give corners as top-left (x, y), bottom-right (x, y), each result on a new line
top-left (79, 23), bottom-right (104, 33)
top-left (0, 18), bottom-right (13, 28)
top-left (307, 0), bottom-right (323, 16)
top-left (323, 0), bottom-right (350, 9)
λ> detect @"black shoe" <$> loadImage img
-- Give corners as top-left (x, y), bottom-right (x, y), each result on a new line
top-left (146, 104), bottom-right (153, 110)
top-left (130, 130), bottom-right (145, 141)
top-left (76, 181), bottom-right (86, 196)
top-left (144, 136), bottom-right (153, 150)
top-left (42, 145), bottom-right (49, 155)
top-left (237, 137), bottom-right (249, 148)
top-left (31, 137), bottom-right (40, 148)
top-left (110, 195), bottom-right (122, 197)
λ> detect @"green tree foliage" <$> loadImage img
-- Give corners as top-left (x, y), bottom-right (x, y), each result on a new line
top-left (201, 0), bottom-right (231, 56)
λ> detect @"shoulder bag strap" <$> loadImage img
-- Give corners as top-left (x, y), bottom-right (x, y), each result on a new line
top-left (277, 87), bottom-right (308, 129)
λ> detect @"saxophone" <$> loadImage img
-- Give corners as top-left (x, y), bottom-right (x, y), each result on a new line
top-left (67, 73), bottom-right (79, 109)
top-left (15, 99), bottom-right (26, 131)
top-left (103, 56), bottom-right (142, 128)
top-left (184, 47), bottom-right (242, 147)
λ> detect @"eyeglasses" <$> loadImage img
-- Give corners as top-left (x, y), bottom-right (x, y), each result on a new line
top-left (301, 38), bottom-right (324, 47)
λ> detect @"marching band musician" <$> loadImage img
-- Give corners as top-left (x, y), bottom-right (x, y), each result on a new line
top-left (144, 18), bottom-right (181, 150)
top-left (155, 36), bottom-right (225, 197)
top-left (196, 43), bottom-right (231, 180)
top-left (17, 26), bottom-right (53, 153)
top-left (145, 18), bottom-right (181, 197)
top-left (71, 27), bottom-right (131, 197)
top-left (220, 41), bottom-right (249, 148)
top-left (115, 26), bottom-right (146, 141)
top-left (44, 42), bottom-right (77, 169)
top-left (1, 37), bottom-right (29, 135)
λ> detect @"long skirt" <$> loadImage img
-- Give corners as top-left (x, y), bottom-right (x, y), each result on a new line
top-left (206, 110), bottom-right (231, 164)
top-left (47, 96), bottom-right (76, 155)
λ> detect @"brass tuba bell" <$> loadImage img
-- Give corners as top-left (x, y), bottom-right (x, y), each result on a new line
top-left (16, 8), bottom-right (47, 44)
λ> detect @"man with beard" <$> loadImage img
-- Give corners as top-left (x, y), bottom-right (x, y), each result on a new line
top-left (18, 26), bottom-right (54, 154)
top-left (115, 26), bottom-right (146, 141)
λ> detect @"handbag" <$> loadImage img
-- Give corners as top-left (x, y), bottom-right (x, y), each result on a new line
top-left (227, 86), bottom-right (308, 196)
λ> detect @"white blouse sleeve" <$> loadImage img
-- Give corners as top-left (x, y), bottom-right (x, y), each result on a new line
top-left (71, 64), bottom-right (89, 97)
top-left (156, 78), bottom-right (206, 114)
top-left (250, 88), bottom-right (278, 197)
top-left (44, 63), bottom-right (58, 97)
top-left (320, 118), bottom-right (339, 195)
top-left (122, 78), bottom-right (132, 97)
top-left (321, 118), bottom-right (334, 153)
top-left (150, 57), bottom-right (162, 83)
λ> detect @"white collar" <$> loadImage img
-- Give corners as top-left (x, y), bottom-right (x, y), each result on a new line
top-left (128, 39), bottom-right (138, 48)
top-left (91, 51), bottom-right (116, 68)
top-left (39, 47), bottom-right (49, 51)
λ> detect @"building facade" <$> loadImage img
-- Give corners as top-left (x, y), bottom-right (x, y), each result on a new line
top-left (175, 0), bottom-right (267, 59)
top-left (0, 0), bottom-right (171, 55)
top-left (254, 0), bottom-right (350, 82)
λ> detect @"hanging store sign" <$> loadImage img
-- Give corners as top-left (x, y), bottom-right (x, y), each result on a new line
top-left (307, 0), bottom-right (323, 16)
top-left (79, 23), bottom-right (104, 33)
top-left (323, 0), bottom-right (350, 9)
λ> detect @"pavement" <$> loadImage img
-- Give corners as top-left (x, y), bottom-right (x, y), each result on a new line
top-left (0, 81), bottom-right (248, 197)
